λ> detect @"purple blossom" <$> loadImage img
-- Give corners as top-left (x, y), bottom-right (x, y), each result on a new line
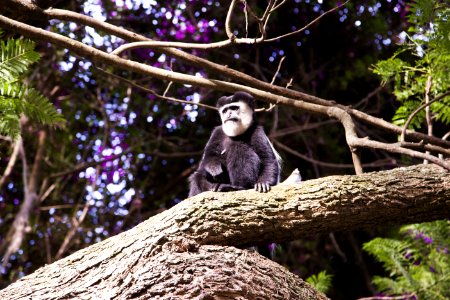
top-left (423, 236), bottom-right (433, 244)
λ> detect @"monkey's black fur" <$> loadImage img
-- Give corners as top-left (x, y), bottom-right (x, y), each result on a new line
top-left (189, 92), bottom-right (279, 197)
top-left (216, 91), bottom-right (256, 111)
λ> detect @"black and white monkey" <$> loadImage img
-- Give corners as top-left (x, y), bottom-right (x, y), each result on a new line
top-left (188, 91), bottom-right (281, 197)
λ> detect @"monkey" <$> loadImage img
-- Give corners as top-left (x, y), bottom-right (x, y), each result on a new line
top-left (188, 91), bottom-right (281, 197)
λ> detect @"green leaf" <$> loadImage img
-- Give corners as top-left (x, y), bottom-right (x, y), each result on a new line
top-left (306, 270), bottom-right (333, 294)
top-left (0, 82), bottom-right (65, 127)
top-left (0, 113), bottom-right (20, 139)
top-left (372, 58), bottom-right (408, 85)
top-left (0, 38), bottom-right (40, 83)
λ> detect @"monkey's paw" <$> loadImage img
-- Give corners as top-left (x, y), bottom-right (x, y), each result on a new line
top-left (255, 182), bottom-right (271, 193)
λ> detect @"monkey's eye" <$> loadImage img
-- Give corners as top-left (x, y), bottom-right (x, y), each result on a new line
top-left (221, 104), bottom-right (240, 115)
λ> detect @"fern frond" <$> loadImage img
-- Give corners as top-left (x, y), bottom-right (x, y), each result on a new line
top-left (22, 88), bottom-right (66, 127)
top-left (0, 82), bottom-right (65, 127)
top-left (0, 113), bottom-right (20, 139)
top-left (363, 238), bottom-right (414, 276)
top-left (0, 38), bottom-right (40, 82)
top-left (306, 270), bottom-right (333, 294)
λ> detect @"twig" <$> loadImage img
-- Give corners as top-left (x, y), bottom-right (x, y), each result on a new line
top-left (400, 89), bottom-right (450, 142)
top-left (94, 67), bottom-right (216, 110)
top-left (273, 140), bottom-right (395, 169)
top-left (225, 0), bottom-right (238, 40)
top-left (264, 0), bottom-right (350, 42)
top-left (439, 130), bottom-right (450, 159)
top-left (0, 139), bottom-right (21, 189)
top-left (270, 56), bottom-right (286, 85)
top-left (109, 0), bottom-right (343, 53)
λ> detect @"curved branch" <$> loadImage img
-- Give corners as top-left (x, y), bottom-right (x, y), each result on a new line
top-left (400, 89), bottom-right (450, 142)
top-left (273, 140), bottom-right (396, 169)
top-left (264, 0), bottom-right (350, 42)
top-left (94, 67), bottom-right (217, 110)
top-left (225, 0), bottom-right (238, 39)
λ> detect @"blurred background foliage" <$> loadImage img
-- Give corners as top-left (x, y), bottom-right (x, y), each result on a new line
top-left (0, 0), bottom-right (449, 299)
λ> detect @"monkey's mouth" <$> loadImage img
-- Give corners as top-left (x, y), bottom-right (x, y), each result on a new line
top-left (225, 118), bottom-right (239, 123)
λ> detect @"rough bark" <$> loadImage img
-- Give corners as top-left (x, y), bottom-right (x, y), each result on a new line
top-left (0, 164), bottom-right (448, 299)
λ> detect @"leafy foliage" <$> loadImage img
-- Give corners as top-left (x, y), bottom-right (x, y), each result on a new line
top-left (0, 32), bottom-right (64, 139)
top-left (306, 270), bottom-right (333, 294)
top-left (371, 0), bottom-right (450, 130)
top-left (363, 220), bottom-right (450, 299)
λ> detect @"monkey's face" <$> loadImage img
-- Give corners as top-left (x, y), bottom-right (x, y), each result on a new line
top-left (219, 101), bottom-right (253, 137)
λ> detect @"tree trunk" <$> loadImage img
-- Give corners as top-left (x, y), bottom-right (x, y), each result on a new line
top-left (0, 164), bottom-right (448, 299)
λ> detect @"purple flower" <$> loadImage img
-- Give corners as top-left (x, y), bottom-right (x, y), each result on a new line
top-left (423, 236), bottom-right (433, 244)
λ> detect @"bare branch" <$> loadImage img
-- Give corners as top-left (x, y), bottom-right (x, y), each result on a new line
top-left (0, 139), bottom-right (21, 189)
top-left (225, 0), bottom-right (238, 40)
top-left (94, 67), bottom-right (217, 110)
top-left (401, 89), bottom-right (450, 142)
top-left (264, 0), bottom-right (350, 42)
top-left (273, 140), bottom-right (395, 169)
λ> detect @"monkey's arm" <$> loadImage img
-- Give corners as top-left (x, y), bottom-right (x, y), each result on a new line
top-left (252, 126), bottom-right (280, 192)
top-left (199, 127), bottom-right (224, 177)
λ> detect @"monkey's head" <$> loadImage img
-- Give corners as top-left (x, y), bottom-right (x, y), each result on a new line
top-left (217, 92), bottom-right (255, 137)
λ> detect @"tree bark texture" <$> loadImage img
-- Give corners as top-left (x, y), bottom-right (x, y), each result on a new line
top-left (0, 164), bottom-right (448, 299)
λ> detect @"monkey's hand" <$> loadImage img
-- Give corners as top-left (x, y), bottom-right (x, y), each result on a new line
top-left (255, 182), bottom-right (271, 193)
top-left (205, 162), bottom-right (223, 177)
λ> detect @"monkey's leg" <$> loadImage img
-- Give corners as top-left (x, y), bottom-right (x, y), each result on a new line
top-left (188, 171), bottom-right (217, 197)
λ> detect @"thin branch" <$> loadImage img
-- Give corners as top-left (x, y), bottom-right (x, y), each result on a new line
top-left (0, 139), bottom-right (21, 189)
top-left (274, 140), bottom-right (395, 169)
top-left (256, 56), bottom-right (286, 112)
top-left (1, 131), bottom-right (46, 266)
top-left (439, 131), bottom-right (450, 159)
top-left (243, 0), bottom-right (249, 38)
top-left (327, 107), bottom-right (450, 170)
top-left (50, 145), bottom-right (134, 179)
top-left (400, 89), bottom-right (450, 142)
top-left (110, 40), bottom-right (232, 54)
top-left (270, 56), bottom-right (286, 85)
top-left (271, 0), bottom-right (288, 12)
top-left (399, 141), bottom-right (450, 157)
top-left (109, 0), bottom-right (341, 54)
top-left (225, 0), bottom-right (238, 40)
top-left (264, 0), bottom-right (350, 42)
top-left (94, 67), bottom-right (217, 110)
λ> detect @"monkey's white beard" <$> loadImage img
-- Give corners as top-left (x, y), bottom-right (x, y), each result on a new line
top-left (222, 120), bottom-right (248, 136)
top-left (221, 102), bottom-right (253, 137)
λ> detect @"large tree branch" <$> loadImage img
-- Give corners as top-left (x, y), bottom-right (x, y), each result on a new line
top-left (0, 164), bottom-right (448, 299)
